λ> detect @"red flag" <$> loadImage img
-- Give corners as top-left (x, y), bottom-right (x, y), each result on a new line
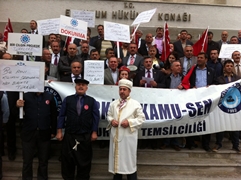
top-left (3, 18), bottom-right (13, 42)
top-left (192, 28), bottom-right (208, 56)
top-left (161, 22), bottom-right (171, 62)
top-left (64, 36), bottom-right (72, 51)
top-left (181, 65), bottom-right (196, 89)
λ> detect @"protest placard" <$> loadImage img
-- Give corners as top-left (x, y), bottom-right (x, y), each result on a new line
top-left (7, 33), bottom-right (43, 56)
top-left (131, 8), bottom-right (157, 26)
top-left (104, 21), bottom-right (130, 43)
top-left (37, 18), bottom-right (60, 35)
top-left (71, 10), bottom-right (95, 27)
top-left (219, 44), bottom-right (241, 59)
top-left (59, 15), bottom-right (87, 40)
top-left (0, 60), bottom-right (45, 92)
top-left (84, 60), bottom-right (104, 84)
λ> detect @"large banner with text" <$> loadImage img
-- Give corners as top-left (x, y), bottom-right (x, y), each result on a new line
top-left (46, 80), bottom-right (241, 139)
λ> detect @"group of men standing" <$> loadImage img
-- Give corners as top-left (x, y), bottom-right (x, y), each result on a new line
top-left (2, 19), bottom-right (241, 180)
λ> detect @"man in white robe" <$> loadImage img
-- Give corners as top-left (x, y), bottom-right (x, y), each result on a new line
top-left (107, 79), bottom-right (145, 180)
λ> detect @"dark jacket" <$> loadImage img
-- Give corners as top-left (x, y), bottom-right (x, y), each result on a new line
top-left (21, 92), bottom-right (57, 142)
top-left (189, 65), bottom-right (217, 88)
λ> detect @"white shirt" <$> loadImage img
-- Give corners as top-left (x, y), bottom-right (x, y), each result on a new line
top-left (127, 54), bottom-right (136, 65)
top-left (110, 69), bottom-right (118, 84)
top-left (71, 73), bottom-right (82, 83)
top-left (51, 53), bottom-right (60, 65)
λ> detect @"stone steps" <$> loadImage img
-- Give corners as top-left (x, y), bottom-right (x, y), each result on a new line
top-left (3, 130), bottom-right (241, 179)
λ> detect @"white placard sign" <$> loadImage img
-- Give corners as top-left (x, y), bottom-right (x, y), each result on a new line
top-left (219, 44), bottom-right (241, 59)
top-left (131, 8), bottom-right (157, 26)
top-left (71, 10), bottom-right (95, 27)
top-left (84, 60), bottom-right (104, 84)
top-left (104, 21), bottom-right (130, 43)
top-left (8, 33), bottom-right (43, 56)
top-left (59, 15), bottom-right (87, 40)
top-left (0, 60), bottom-right (45, 92)
top-left (37, 18), bottom-right (60, 35)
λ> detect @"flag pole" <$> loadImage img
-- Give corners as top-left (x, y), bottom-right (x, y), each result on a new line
top-left (201, 26), bottom-right (209, 52)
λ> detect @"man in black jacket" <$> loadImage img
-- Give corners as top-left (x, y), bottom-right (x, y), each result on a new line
top-left (56, 78), bottom-right (100, 180)
top-left (16, 92), bottom-right (57, 180)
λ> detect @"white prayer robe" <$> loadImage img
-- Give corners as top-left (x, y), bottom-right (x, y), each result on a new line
top-left (107, 97), bottom-right (145, 174)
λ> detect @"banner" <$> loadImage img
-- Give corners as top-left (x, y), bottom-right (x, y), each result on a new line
top-left (104, 21), bottom-right (130, 43)
top-left (0, 60), bottom-right (45, 92)
top-left (59, 15), bottom-right (87, 40)
top-left (7, 33), bottom-right (43, 56)
top-left (71, 10), bottom-right (95, 27)
top-left (37, 18), bottom-right (60, 35)
top-left (46, 80), bottom-right (241, 139)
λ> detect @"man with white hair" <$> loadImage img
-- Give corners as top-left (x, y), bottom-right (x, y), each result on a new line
top-left (107, 79), bottom-right (145, 180)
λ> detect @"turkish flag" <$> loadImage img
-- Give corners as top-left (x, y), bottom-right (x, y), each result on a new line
top-left (161, 22), bottom-right (171, 62)
top-left (64, 36), bottom-right (72, 51)
top-left (3, 18), bottom-right (13, 42)
top-left (192, 28), bottom-right (208, 56)
top-left (181, 65), bottom-right (196, 89)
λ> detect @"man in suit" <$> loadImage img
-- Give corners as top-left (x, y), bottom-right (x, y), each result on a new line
top-left (214, 59), bottom-right (241, 152)
top-left (104, 48), bottom-right (115, 69)
top-left (173, 30), bottom-right (193, 58)
top-left (217, 30), bottom-right (229, 49)
top-left (138, 33), bottom-right (159, 59)
top-left (188, 52), bottom-right (217, 151)
top-left (16, 91), bottom-right (57, 180)
top-left (133, 56), bottom-right (165, 88)
top-left (232, 51), bottom-right (241, 77)
top-left (60, 60), bottom-right (82, 83)
top-left (180, 45), bottom-right (197, 75)
top-left (58, 43), bottom-right (82, 81)
top-left (104, 57), bottom-right (118, 85)
top-left (29, 20), bottom-right (45, 47)
top-left (122, 43), bottom-right (144, 72)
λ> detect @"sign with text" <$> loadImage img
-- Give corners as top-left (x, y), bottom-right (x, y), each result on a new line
top-left (0, 60), bottom-right (45, 92)
top-left (37, 18), bottom-right (60, 35)
top-left (8, 33), bottom-right (43, 56)
top-left (104, 21), bottom-right (130, 43)
top-left (59, 15), bottom-right (87, 40)
top-left (84, 60), bottom-right (104, 84)
top-left (219, 44), bottom-right (241, 59)
top-left (131, 8), bottom-right (157, 26)
top-left (71, 10), bottom-right (95, 27)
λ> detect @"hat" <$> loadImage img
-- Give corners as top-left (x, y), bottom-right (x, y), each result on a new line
top-left (74, 78), bottom-right (89, 84)
top-left (118, 79), bottom-right (133, 89)
top-left (119, 66), bottom-right (130, 73)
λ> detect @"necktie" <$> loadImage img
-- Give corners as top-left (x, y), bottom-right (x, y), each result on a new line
top-left (130, 56), bottom-right (135, 65)
top-left (187, 58), bottom-right (191, 71)
top-left (76, 96), bottom-right (82, 116)
top-left (31, 30), bottom-right (35, 34)
top-left (54, 54), bottom-right (58, 65)
top-left (147, 70), bottom-right (151, 87)
top-left (119, 99), bottom-right (126, 110)
top-left (237, 64), bottom-right (241, 76)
